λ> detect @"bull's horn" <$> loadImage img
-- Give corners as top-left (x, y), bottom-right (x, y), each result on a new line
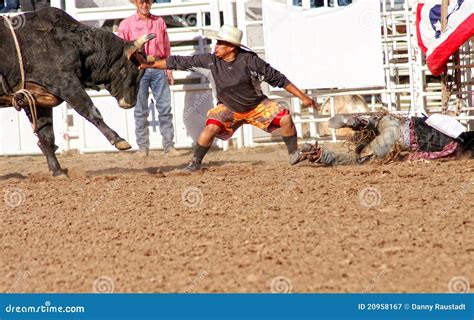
top-left (133, 33), bottom-right (156, 48)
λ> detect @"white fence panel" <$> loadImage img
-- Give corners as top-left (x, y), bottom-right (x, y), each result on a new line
top-left (0, 106), bottom-right (65, 156)
top-left (4, 0), bottom-right (469, 155)
top-left (263, 0), bottom-right (385, 90)
top-left (172, 84), bottom-right (214, 148)
top-left (75, 92), bottom-right (133, 153)
top-left (73, 85), bottom-right (213, 153)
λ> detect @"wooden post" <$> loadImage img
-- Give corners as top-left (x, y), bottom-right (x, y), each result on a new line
top-left (453, 51), bottom-right (462, 100)
top-left (441, 0), bottom-right (449, 32)
top-left (440, 0), bottom-right (450, 114)
top-left (440, 0), bottom-right (463, 114)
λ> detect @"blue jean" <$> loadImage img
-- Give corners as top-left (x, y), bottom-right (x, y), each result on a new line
top-left (135, 69), bottom-right (174, 151)
top-left (0, 0), bottom-right (19, 11)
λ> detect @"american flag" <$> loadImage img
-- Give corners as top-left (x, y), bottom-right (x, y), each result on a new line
top-left (416, 0), bottom-right (474, 76)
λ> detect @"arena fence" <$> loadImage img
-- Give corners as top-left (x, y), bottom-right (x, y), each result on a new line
top-left (0, 0), bottom-right (472, 155)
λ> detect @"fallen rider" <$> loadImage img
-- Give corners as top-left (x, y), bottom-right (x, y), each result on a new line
top-left (300, 113), bottom-right (474, 165)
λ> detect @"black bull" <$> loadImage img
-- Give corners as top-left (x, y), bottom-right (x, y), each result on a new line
top-left (0, 7), bottom-right (153, 176)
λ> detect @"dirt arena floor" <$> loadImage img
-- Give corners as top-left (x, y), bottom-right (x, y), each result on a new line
top-left (0, 145), bottom-right (473, 293)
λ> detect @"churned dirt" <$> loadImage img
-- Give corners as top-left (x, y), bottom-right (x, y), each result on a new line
top-left (0, 145), bottom-right (473, 293)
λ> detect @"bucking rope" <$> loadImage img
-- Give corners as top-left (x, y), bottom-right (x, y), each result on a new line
top-left (440, 70), bottom-right (453, 114)
top-left (4, 15), bottom-right (38, 132)
top-left (346, 111), bottom-right (410, 163)
top-left (440, 65), bottom-right (464, 116)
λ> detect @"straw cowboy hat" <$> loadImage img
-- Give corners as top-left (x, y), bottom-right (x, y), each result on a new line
top-left (204, 25), bottom-right (251, 51)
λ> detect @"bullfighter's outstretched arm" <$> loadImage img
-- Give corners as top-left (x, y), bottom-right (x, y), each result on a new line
top-left (140, 59), bottom-right (167, 70)
top-left (139, 54), bottom-right (213, 71)
top-left (133, 53), bottom-right (165, 69)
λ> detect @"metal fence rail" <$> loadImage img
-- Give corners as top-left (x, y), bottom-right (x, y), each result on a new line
top-left (235, 0), bottom-right (473, 147)
top-left (1, 0), bottom-right (472, 155)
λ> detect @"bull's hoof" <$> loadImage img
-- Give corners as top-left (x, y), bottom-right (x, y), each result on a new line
top-left (114, 140), bottom-right (132, 150)
top-left (52, 168), bottom-right (69, 178)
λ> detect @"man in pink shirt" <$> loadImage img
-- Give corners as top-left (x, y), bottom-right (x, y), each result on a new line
top-left (118, 0), bottom-right (179, 156)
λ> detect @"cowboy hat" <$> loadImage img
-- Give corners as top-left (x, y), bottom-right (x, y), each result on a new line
top-left (204, 25), bottom-right (251, 51)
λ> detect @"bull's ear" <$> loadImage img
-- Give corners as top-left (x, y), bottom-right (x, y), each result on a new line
top-left (133, 33), bottom-right (156, 48)
top-left (126, 47), bottom-right (140, 60)
top-left (130, 52), bottom-right (147, 67)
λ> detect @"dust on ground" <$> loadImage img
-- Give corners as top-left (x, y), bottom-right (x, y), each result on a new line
top-left (0, 145), bottom-right (473, 293)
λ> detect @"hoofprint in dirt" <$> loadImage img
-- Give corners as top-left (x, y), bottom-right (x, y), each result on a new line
top-left (0, 146), bottom-right (473, 293)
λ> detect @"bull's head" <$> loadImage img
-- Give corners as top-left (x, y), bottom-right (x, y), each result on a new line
top-left (106, 34), bottom-right (155, 109)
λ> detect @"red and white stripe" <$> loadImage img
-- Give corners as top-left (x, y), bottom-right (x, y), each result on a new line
top-left (416, 0), bottom-right (474, 76)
